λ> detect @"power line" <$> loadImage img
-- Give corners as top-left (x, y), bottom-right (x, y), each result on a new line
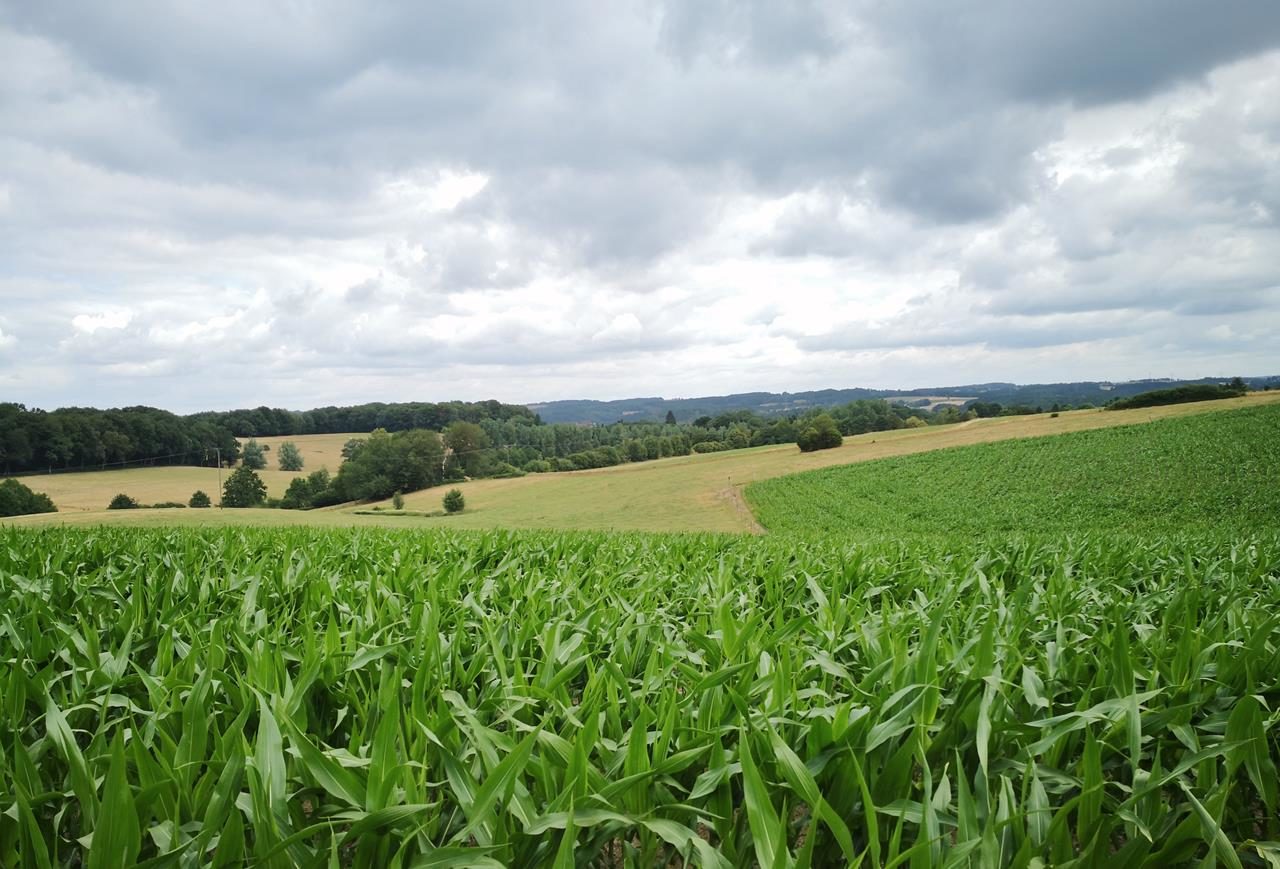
top-left (8, 447), bottom-right (227, 479)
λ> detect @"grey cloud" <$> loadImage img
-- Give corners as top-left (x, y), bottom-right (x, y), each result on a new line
top-left (657, 0), bottom-right (846, 67)
top-left (875, 0), bottom-right (1280, 106)
top-left (1, 1), bottom-right (1279, 409)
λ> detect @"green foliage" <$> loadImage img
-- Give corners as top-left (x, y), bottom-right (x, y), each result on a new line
top-left (281, 469), bottom-right (333, 510)
top-left (1, 526), bottom-right (1278, 865)
top-left (443, 421), bottom-right (490, 476)
top-left (107, 493), bottom-right (138, 510)
top-left (0, 478), bottom-right (57, 517)
top-left (392, 491), bottom-right (404, 510)
top-left (332, 429), bottom-right (444, 502)
top-left (276, 440), bottom-right (304, 471)
top-left (0, 402), bottom-right (238, 476)
top-left (796, 413), bottom-right (843, 452)
top-left (189, 489), bottom-right (212, 508)
top-left (1108, 381), bottom-right (1248, 410)
top-left (240, 438), bottom-right (267, 470)
top-left (752, 404), bottom-right (1280, 537)
top-left (221, 466), bottom-right (267, 508)
top-left (443, 488), bottom-right (465, 513)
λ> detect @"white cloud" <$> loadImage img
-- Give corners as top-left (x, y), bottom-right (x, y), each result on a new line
top-left (71, 310), bottom-right (133, 333)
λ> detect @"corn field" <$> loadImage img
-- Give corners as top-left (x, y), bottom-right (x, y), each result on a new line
top-left (1, 526), bottom-right (1278, 866)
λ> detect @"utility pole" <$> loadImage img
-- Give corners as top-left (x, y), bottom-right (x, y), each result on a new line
top-left (208, 447), bottom-right (222, 508)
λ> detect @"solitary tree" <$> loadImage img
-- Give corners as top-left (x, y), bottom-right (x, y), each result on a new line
top-left (222, 466), bottom-right (267, 507)
top-left (664, 410), bottom-right (677, 425)
top-left (108, 493), bottom-right (139, 510)
top-left (241, 439), bottom-right (267, 470)
top-left (277, 441), bottom-right (304, 471)
top-left (189, 490), bottom-right (212, 508)
top-left (443, 488), bottom-right (465, 514)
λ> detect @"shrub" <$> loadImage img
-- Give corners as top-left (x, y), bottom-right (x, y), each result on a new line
top-left (189, 490), bottom-right (212, 508)
top-left (904, 416), bottom-right (928, 428)
top-left (523, 459), bottom-right (553, 473)
top-left (443, 488), bottom-right (465, 514)
top-left (392, 491), bottom-right (404, 510)
top-left (148, 502), bottom-right (187, 509)
top-left (108, 493), bottom-right (139, 510)
top-left (488, 462), bottom-right (526, 478)
top-left (553, 458), bottom-right (578, 472)
top-left (797, 414), bottom-right (843, 452)
top-left (693, 441), bottom-right (728, 453)
top-left (0, 479), bottom-right (57, 517)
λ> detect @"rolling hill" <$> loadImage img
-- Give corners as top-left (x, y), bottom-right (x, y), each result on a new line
top-left (747, 401), bottom-right (1280, 537)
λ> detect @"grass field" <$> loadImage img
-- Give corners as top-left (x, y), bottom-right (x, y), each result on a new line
top-left (10, 432), bottom-right (360, 513)
top-left (3, 525), bottom-right (1277, 866)
top-left (748, 402), bottom-right (1280, 537)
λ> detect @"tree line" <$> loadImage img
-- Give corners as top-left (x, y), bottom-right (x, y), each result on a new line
top-left (185, 400), bottom-right (537, 438)
top-left (0, 399), bottom-right (535, 476)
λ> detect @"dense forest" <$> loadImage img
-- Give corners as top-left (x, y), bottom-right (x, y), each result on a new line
top-left (186, 400), bottom-right (537, 438)
top-left (0, 400), bottom-right (534, 476)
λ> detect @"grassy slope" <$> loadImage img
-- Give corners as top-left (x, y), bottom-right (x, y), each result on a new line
top-left (748, 401), bottom-right (1280, 537)
top-left (7, 392), bottom-right (1279, 531)
top-left (10, 432), bottom-right (359, 512)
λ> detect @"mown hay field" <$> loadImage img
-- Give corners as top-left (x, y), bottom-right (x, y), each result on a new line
top-left (10, 433), bottom-right (360, 513)
top-left (1, 526), bottom-right (1278, 866)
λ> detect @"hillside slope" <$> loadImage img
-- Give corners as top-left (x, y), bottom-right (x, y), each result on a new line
top-left (11, 391), bottom-right (1278, 533)
top-left (747, 402), bottom-right (1280, 537)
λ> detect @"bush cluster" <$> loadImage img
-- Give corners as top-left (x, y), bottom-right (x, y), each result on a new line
top-left (0, 479), bottom-right (57, 517)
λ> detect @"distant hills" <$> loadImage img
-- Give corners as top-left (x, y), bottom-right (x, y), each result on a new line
top-left (528, 377), bottom-right (1280, 424)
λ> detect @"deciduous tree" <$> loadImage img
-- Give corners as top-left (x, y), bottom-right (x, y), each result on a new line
top-left (277, 441), bottom-right (304, 471)
top-left (222, 466), bottom-right (267, 507)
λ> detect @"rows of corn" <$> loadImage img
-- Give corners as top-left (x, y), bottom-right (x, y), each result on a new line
top-left (747, 403), bottom-right (1280, 537)
top-left (1, 526), bottom-right (1278, 867)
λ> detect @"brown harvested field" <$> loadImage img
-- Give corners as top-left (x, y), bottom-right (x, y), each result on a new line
top-left (248, 432), bottom-right (355, 473)
top-left (11, 432), bottom-right (362, 513)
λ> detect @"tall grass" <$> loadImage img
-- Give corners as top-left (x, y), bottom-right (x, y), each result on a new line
top-left (1, 526), bottom-right (1278, 866)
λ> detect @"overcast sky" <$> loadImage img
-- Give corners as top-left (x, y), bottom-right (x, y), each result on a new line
top-left (2, 2), bottom-right (1279, 412)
